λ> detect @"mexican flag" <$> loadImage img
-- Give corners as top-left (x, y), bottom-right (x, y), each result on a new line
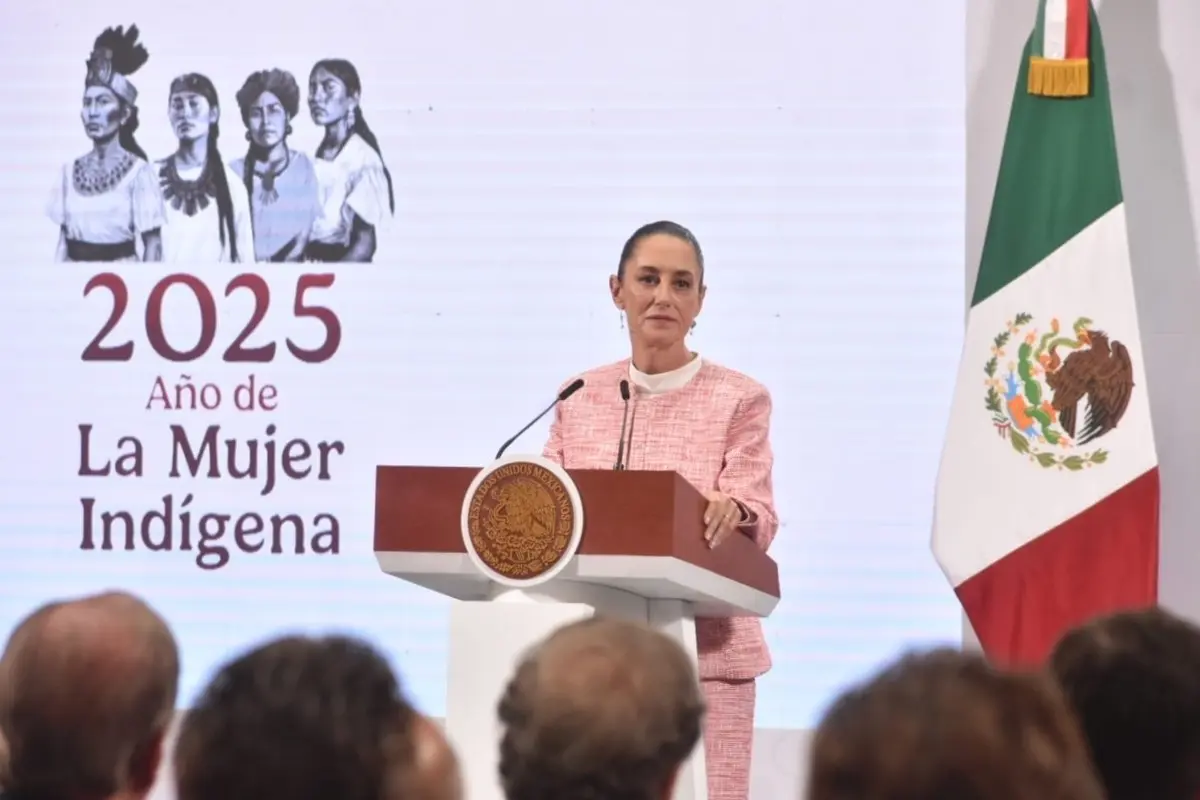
top-left (933, 0), bottom-right (1159, 666)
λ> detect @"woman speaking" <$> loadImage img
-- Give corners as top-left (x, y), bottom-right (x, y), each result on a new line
top-left (543, 220), bottom-right (777, 800)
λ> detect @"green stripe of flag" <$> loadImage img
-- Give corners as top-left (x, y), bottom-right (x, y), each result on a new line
top-left (972, 4), bottom-right (1120, 307)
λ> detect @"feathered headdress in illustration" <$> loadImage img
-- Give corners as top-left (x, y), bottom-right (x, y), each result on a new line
top-left (85, 25), bottom-right (148, 105)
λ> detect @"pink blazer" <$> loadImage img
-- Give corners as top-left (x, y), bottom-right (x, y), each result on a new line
top-left (543, 358), bottom-right (778, 681)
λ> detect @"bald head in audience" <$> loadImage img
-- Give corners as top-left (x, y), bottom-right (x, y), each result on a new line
top-left (497, 616), bottom-right (705, 800)
top-left (808, 648), bottom-right (1104, 800)
top-left (174, 635), bottom-right (460, 800)
top-left (0, 591), bottom-right (179, 800)
top-left (1050, 607), bottom-right (1200, 800)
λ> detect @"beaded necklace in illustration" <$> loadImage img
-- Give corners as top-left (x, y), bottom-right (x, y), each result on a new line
top-left (158, 156), bottom-right (217, 216)
top-left (254, 150), bottom-right (291, 206)
top-left (72, 150), bottom-right (136, 196)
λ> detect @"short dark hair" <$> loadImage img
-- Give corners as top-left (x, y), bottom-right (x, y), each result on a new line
top-left (0, 592), bottom-right (178, 799)
top-left (1050, 607), bottom-right (1200, 800)
top-left (174, 635), bottom-right (418, 800)
top-left (808, 648), bottom-right (1103, 800)
top-left (616, 220), bottom-right (704, 281)
top-left (497, 616), bottom-right (704, 800)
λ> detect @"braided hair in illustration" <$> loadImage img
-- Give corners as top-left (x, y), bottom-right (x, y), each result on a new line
top-left (235, 69), bottom-right (301, 206)
top-left (310, 59), bottom-right (395, 214)
top-left (168, 73), bottom-right (239, 262)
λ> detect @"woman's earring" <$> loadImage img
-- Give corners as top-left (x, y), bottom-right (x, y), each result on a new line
top-left (690, 320), bottom-right (697, 335)
top-left (245, 131), bottom-right (252, 141)
top-left (285, 123), bottom-right (293, 136)
top-left (620, 313), bottom-right (625, 330)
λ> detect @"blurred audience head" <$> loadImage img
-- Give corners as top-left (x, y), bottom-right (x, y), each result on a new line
top-left (497, 615), bottom-right (704, 800)
top-left (807, 647), bottom-right (1103, 800)
top-left (174, 634), bottom-right (460, 800)
top-left (0, 591), bottom-right (179, 800)
top-left (1050, 606), bottom-right (1200, 800)
top-left (0, 727), bottom-right (9, 788)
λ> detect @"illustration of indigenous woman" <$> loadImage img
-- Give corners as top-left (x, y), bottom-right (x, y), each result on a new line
top-left (305, 59), bottom-right (394, 262)
top-left (230, 69), bottom-right (319, 262)
top-left (157, 74), bottom-right (255, 262)
top-left (47, 25), bottom-right (164, 262)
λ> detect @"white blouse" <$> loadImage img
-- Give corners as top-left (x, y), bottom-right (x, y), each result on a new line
top-left (310, 134), bottom-right (391, 246)
top-left (157, 159), bottom-right (255, 263)
top-left (629, 354), bottom-right (703, 395)
top-left (46, 156), bottom-right (164, 248)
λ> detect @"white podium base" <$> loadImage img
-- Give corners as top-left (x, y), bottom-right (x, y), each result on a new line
top-left (445, 581), bottom-right (709, 800)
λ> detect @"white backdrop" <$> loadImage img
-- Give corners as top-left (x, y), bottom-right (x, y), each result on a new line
top-left (967, 0), bottom-right (1200, 640)
top-left (0, 1), bottom-right (965, 796)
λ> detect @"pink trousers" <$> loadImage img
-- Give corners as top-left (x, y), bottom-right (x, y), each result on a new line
top-left (702, 678), bottom-right (756, 800)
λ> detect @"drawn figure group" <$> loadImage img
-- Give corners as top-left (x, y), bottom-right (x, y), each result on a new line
top-left (49, 25), bottom-right (396, 263)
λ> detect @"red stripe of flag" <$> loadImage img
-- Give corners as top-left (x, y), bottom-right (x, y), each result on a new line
top-left (1065, 0), bottom-right (1090, 60)
top-left (957, 468), bottom-right (1159, 667)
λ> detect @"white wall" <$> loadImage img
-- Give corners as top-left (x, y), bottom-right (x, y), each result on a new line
top-left (966, 0), bottom-right (1200, 623)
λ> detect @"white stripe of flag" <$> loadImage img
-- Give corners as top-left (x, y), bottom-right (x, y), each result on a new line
top-left (1043, 0), bottom-right (1068, 60)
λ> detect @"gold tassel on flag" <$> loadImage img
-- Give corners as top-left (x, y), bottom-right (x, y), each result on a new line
top-left (1028, 56), bottom-right (1089, 98)
top-left (1027, 0), bottom-right (1092, 98)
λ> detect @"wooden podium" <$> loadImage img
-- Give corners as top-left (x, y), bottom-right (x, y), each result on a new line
top-left (374, 463), bottom-right (781, 800)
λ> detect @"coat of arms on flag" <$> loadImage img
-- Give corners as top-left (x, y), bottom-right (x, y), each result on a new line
top-left (984, 313), bottom-right (1134, 470)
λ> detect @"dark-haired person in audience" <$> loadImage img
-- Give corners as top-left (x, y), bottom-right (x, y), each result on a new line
top-left (174, 635), bottom-right (460, 800)
top-left (231, 69), bottom-right (320, 262)
top-left (497, 616), bottom-right (705, 800)
top-left (158, 73), bottom-right (254, 262)
top-left (1050, 607), bottom-right (1200, 800)
top-left (305, 59), bottom-right (395, 262)
top-left (808, 648), bottom-right (1104, 800)
top-left (0, 592), bottom-right (179, 800)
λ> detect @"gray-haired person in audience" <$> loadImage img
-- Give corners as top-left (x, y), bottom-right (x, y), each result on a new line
top-left (173, 634), bottom-right (460, 800)
top-left (0, 591), bottom-right (179, 800)
top-left (497, 616), bottom-right (706, 800)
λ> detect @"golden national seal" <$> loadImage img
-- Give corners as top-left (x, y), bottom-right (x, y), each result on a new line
top-left (465, 460), bottom-right (576, 581)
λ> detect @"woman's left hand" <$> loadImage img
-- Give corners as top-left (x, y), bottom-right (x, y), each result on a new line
top-left (703, 491), bottom-right (744, 548)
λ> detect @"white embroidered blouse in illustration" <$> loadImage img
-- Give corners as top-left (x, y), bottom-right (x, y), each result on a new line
top-left (309, 133), bottom-right (390, 246)
top-left (156, 158), bottom-right (255, 263)
top-left (47, 153), bottom-right (164, 251)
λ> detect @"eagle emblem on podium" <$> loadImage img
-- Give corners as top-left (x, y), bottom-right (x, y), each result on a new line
top-left (984, 313), bottom-right (1134, 470)
top-left (464, 460), bottom-right (577, 582)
